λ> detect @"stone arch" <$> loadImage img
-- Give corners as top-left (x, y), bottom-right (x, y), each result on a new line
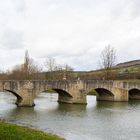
top-left (129, 88), bottom-right (140, 100)
top-left (53, 89), bottom-right (73, 103)
top-left (4, 89), bottom-right (23, 105)
top-left (53, 89), bottom-right (72, 96)
top-left (35, 88), bottom-right (73, 105)
top-left (94, 88), bottom-right (114, 101)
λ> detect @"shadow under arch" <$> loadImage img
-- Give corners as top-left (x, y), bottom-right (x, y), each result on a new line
top-left (52, 89), bottom-right (72, 97)
top-left (94, 88), bottom-right (114, 101)
top-left (129, 88), bottom-right (140, 100)
top-left (35, 88), bottom-right (73, 105)
top-left (52, 88), bottom-right (73, 103)
top-left (4, 89), bottom-right (23, 105)
top-left (37, 88), bottom-right (73, 103)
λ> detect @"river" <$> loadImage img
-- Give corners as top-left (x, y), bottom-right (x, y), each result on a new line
top-left (0, 92), bottom-right (140, 140)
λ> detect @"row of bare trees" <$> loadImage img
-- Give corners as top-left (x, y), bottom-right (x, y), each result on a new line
top-left (0, 45), bottom-right (121, 80)
top-left (0, 50), bottom-right (74, 80)
top-left (41, 45), bottom-right (117, 80)
top-left (5, 51), bottom-right (42, 80)
top-left (44, 57), bottom-right (74, 80)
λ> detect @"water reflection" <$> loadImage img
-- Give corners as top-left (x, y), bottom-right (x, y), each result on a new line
top-left (56, 103), bottom-right (86, 112)
top-left (96, 101), bottom-right (129, 109)
top-left (128, 100), bottom-right (140, 106)
top-left (1, 92), bottom-right (140, 140)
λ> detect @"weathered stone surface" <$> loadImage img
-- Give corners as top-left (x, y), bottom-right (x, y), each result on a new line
top-left (0, 80), bottom-right (139, 107)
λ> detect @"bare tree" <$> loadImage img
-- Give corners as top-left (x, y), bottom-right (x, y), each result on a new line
top-left (100, 45), bottom-right (116, 80)
top-left (44, 57), bottom-right (75, 80)
top-left (8, 50), bottom-right (42, 80)
top-left (53, 64), bottom-right (74, 80)
top-left (23, 50), bottom-right (42, 79)
top-left (24, 50), bottom-right (30, 79)
top-left (62, 64), bottom-right (74, 80)
top-left (44, 57), bottom-right (56, 80)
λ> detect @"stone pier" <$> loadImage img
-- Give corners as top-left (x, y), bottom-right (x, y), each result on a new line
top-left (0, 80), bottom-right (139, 107)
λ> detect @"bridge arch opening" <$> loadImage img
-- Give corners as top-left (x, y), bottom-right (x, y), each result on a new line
top-left (34, 89), bottom-right (73, 107)
top-left (53, 89), bottom-right (73, 103)
top-left (129, 88), bottom-right (140, 100)
top-left (0, 90), bottom-right (22, 105)
top-left (88, 88), bottom-right (114, 101)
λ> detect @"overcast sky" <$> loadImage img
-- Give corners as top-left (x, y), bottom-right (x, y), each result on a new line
top-left (0, 0), bottom-right (140, 71)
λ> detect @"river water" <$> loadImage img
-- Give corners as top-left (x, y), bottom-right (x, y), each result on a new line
top-left (0, 92), bottom-right (140, 140)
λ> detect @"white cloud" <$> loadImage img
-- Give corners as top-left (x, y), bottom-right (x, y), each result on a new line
top-left (0, 29), bottom-right (24, 50)
top-left (0, 0), bottom-right (140, 71)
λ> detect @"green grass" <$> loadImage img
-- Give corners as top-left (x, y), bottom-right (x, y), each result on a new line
top-left (0, 121), bottom-right (64, 140)
top-left (87, 89), bottom-right (97, 95)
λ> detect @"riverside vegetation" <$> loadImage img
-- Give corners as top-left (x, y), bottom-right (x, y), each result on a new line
top-left (0, 121), bottom-right (64, 140)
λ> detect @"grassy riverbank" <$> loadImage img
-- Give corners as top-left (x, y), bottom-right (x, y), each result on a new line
top-left (0, 121), bottom-right (64, 140)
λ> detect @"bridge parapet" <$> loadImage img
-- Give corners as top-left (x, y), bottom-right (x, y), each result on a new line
top-left (83, 80), bottom-right (114, 92)
top-left (122, 82), bottom-right (140, 90)
top-left (112, 81), bottom-right (140, 90)
top-left (0, 80), bottom-right (140, 106)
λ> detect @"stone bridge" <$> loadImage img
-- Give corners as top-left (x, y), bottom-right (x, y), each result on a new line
top-left (0, 80), bottom-right (140, 107)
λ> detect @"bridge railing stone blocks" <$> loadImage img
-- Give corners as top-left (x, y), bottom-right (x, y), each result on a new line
top-left (0, 80), bottom-right (140, 106)
top-left (122, 82), bottom-right (140, 90)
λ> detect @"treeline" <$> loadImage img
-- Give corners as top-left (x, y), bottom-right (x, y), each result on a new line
top-left (0, 50), bottom-right (76, 80)
top-left (0, 47), bottom-right (139, 81)
top-left (74, 71), bottom-right (140, 80)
